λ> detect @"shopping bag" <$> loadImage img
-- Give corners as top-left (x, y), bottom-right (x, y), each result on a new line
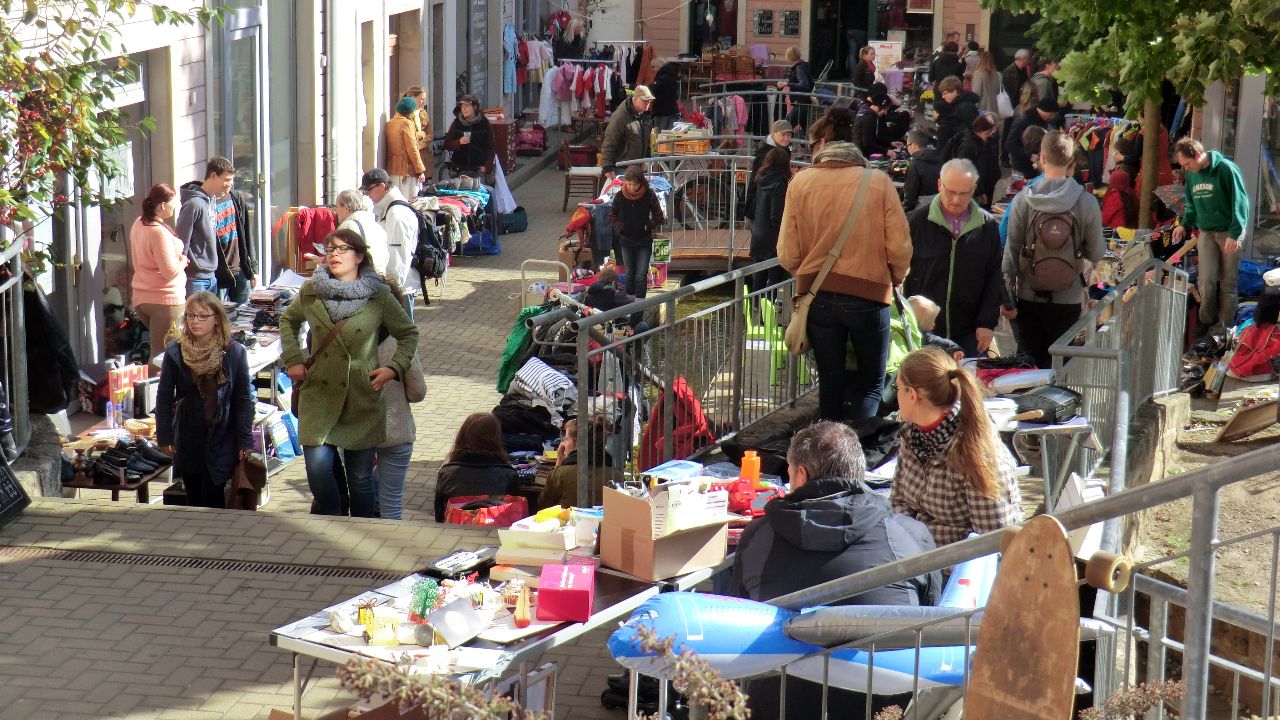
top-left (996, 90), bottom-right (1014, 119)
top-left (444, 495), bottom-right (529, 527)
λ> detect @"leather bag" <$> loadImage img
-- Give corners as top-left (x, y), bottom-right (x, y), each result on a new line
top-left (289, 318), bottom-right (348, 416)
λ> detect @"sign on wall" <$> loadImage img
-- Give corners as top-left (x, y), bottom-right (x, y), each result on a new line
top-left (779, 10), bottom-right (800, 37)
top-left (871, 40), bottom-right (902, 70)
top-left (754, 10), bottom-right (774, 36)
top-left (470, 0), bottom-right (488, 96)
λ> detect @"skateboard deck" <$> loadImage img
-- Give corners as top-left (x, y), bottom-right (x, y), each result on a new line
top-left (966, 515), bottom-right (1080, 719)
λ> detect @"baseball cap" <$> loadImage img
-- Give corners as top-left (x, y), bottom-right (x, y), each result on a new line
top-left (770, 119), bottom-right (793, 134)
top-left (1036, 97), bottom-right (1061, 114)
top-left (633, 85), bottom-right (655, 102)
top-left (867, 82), bottom-right (891, 106)
top-left (360, 168), bottom-right (390, 190)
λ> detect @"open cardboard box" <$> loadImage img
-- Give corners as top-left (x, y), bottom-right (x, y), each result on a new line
top-left (600, 486), bottom-right (732, 581)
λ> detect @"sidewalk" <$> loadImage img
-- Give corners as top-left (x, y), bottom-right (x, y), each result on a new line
top-left (0, 167), bottom-right (623, 720)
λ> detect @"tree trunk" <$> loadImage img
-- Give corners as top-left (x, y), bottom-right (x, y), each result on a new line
top-left (1139, 99), bottom-right (1161, 230)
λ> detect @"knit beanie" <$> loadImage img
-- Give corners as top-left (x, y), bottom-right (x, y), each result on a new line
top-left (396, 97), bottom-right (418, 116)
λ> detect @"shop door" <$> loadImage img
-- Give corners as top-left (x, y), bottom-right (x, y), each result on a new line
top-left (221, 8), bottom-right (273, 283)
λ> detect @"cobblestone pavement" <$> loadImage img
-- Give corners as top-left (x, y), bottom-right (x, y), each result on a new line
top-left (0, 167), bottom-right (626, 720)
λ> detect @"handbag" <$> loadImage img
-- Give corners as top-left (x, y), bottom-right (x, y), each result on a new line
top-left (784, 168), bottom-right (876, 355)
top-left (996, 90), bottom-right (1014, 119)
top-left (443, 494), bottom-right (530, 527)
top-left (289, 318), bottom-right (348, 416)
top-left (226, 455), bottom-right (268, 510)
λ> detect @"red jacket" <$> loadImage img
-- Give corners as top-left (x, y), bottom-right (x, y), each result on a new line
top-left (1101, 169), bottom-right (1137, 228)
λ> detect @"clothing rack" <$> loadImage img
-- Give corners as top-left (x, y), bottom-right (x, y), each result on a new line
top-left (559, 57), bottom-right (612, 64)
top-left (592, 40), bottom-right (648, 45)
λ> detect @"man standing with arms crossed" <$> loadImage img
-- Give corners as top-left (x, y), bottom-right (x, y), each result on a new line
top-left (1171, 138), bottom-right (1251, 337)
top-left (177, 157), bottom-right (236, 296)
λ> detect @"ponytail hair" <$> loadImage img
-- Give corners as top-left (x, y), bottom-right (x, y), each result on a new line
top-left (897, 347), bottom-right (1001, 499)
top-left (141, 183), bottom-right (176, 225)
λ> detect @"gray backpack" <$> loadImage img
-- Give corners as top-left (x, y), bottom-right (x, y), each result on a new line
top-left (1019, 210), bottom-right (1081, 295)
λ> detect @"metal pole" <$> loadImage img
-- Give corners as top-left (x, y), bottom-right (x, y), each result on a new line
top-left (1180, 482), bottom-right (1221, 719)
top-left (662, 298), bottom-right (677, 461)
top-left (1144, 599), bottom-right (1168, 720)
top-left (730, 276), bottom-right (746, 433)
top-left (576, 325), bottom-right (591, 506)
top-left (1100, 345), bottom-right (1131, 554)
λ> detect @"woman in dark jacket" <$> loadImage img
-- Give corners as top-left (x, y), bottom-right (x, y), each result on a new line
top-left (608, 165), bottom-right (666, 299)
top-left (155, 291), bottom-right (254, 509)
top-left (434, 412), bottom-right (520, 522)
top-left (650, 61), bottom-right (682, 131)
top-left (928, 41), bottom-right (965, 84)
top-left (944, 113), bottom-right (1002, 207)
top-left (442, 94), bottom-right (495, 177)
top-left (852, 46), bottom-right (877, 91)
top-left (749, 147), bottom-right (791, 293)
top-left (932, 76), bottom-right (979, 151)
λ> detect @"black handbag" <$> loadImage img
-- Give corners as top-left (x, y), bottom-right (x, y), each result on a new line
top-left (499, 206), bottom-right (529, 234)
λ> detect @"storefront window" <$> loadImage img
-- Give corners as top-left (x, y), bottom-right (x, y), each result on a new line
top-left (1254, 97), bottom-right (1280, 258)
top-left (689, 0), bottom-right (739, 55)
top-left (267, 0), bottom-right (296, 222)
top-left (876, 0), bottom-right (933, 63)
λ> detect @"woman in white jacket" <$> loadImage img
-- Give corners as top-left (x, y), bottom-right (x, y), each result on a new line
top-left (334, 189), bottom-right (390, 275)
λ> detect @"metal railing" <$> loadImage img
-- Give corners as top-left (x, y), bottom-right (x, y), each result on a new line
top-left (739, 444), bottom-right (1280, 719)
top-left (0, 241), bottom-right (29, 457)
top-left (689, 90), bottom-right (845, 137)
top-left (561, 260), bottom-right (814, 500)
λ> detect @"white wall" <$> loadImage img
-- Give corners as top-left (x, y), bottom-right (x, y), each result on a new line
top-left (590, 0), bottom-right (638, 43)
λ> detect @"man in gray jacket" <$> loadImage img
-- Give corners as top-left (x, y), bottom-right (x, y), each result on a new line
top-left (1002, 131), bottom-right (1105, 367)
top-left (177, 157), bottom-right (236, 296)
top-left (601, 86), bottom-right (655, 181)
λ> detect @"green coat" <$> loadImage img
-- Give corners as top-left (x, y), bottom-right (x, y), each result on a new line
top-left (280, 283), bottom-right (419, 449)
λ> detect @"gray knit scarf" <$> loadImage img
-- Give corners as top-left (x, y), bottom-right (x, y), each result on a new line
top-left (812, 141), bottom-right (868, 166)
top-left (309, 265), bottom-right (383, 322)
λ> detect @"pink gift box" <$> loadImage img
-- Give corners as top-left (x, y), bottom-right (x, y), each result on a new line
top-left (535, 564), bottom-right (596, 622)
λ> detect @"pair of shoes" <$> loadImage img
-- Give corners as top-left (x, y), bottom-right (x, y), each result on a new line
top-left (92, 457), bottom-right (141, 485)
top-left (130, 437), bottom-right (174, 466)
top-left (106, 444), bottom-right (163, 476)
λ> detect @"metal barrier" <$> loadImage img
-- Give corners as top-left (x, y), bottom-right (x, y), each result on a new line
top-left (561, 258), bottom-right (814, 501)
top-left (0, 241), bottom-right (28, 457)
top-left (689, 90), bottom-right (845, 137)
top-left (741, 444), bottom-right (1280, 719)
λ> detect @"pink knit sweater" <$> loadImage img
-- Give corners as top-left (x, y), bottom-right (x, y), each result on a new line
top-left (129, 217), bottom-right (186, 306)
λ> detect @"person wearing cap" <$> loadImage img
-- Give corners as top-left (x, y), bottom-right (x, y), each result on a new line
top-left (442, 94), bottom-right (495, 182)
top-left (1005, 97), bottom-right (1061, 177)
top-left (360, 169), bottom-right (421, 310)
top-left (853, 83), bottom-right (900, 157)
top-left (745, 119), bottom-right (794, 217)
top-left (1000, 49), bottom-right (1033, 167)
top-left (601, 86), bottom-right (656, 180)
top-left (386, 96), bottom-right (427, 200)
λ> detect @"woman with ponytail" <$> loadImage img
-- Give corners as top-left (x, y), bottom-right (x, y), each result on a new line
top-left (130, 183), bottom-right (188, 355)
top-left (778, 105), bottom-right (912, 422)
top-left (891, 347), bottom-right (1021, 545)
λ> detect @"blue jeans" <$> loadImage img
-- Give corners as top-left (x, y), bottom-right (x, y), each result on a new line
top-left (617, 242), bottom-right (652, 299)
top-left (303, 444), bottom-right (377, 517)
top-left (220, 270), bottom-right (251, 305)
top-left (375, 442), bottom-right (413, 520)
top-left (186, 276), bottom-right (218, 296)
top-left (807, 291), bottom-right (890, 422)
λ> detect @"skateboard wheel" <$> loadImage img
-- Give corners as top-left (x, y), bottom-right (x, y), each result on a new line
top-left (999, 525), bottom-right (1022, 555)
top-left (1085, 550), bottom-right (1132, 592)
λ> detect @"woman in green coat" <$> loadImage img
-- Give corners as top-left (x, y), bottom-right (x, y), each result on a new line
top-left (280, 228), bottom-right (419, 517)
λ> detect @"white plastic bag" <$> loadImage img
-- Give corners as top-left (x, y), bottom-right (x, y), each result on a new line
top-left (996, 90), bottom-right (1014, 119)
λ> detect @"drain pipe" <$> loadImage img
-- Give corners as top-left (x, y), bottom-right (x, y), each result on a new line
top-left (323, 2), bottom-right (337, 204)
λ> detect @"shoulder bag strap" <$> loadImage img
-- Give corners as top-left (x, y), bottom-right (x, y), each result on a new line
top-left (352, 218), bottom-right (367, 241)
top-left (303, 318), bottom-right (349, 370)
top-left (803, 168), bottom-right (876, 299)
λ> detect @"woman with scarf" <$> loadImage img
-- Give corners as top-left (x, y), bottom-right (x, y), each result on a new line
top-left (401, 85), bottom-right (435, 178)
top-left (442, 94), bottom-right (495, 182)
top-left (280, 228), bottom-right (419, 517)
top-left (890, 347), bottom-right (1021, 546)
top-left (778, 106), bottom-right (912, 422)
top-left (155, 291), bottom-right (254, 509)
top-left (608, 165), bottom-right (665, 300)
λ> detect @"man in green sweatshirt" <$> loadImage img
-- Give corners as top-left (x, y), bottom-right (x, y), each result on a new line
top-left (1171, 138), bottom-right (1251, 336)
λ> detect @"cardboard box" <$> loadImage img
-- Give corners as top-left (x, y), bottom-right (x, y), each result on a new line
top-left (535, 563), bottom-right (596, 622)
top-left (498, 518), bottom-right (578, 550)
top-left (600, 487), bottom-right (731, 581)
top-left (558, 244), bottom-right (593, 277)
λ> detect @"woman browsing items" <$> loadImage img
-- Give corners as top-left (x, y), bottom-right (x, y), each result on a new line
top-left (130, 183), bottom-right (188, 355)
top-left (434, 412), bottom-right (521, 522)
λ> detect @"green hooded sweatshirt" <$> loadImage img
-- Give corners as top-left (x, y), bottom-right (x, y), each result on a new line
top-left (1181, 150), bottom-right (1250, 239)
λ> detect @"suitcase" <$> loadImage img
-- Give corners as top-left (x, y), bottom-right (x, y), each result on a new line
top-left (1013, 385), bottom-right (1082, 424)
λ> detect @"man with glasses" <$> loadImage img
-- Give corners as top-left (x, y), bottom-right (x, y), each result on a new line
top-left (1002, 131), bottom-right (1105, 367)
top-left (904, 159), bottom-right (1003, 356)
top-left (601, 85), bottom-right (656, 182)
top-left (360, 168), bottom-right (420, 317)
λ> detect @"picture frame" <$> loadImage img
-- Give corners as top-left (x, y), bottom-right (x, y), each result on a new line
top-left (779, 10), bottom-right (801, 37)
top-left (754, 9), bottom-right (774, 36)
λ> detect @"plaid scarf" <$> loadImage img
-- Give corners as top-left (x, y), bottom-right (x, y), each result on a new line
top-left (904, 402), bottom-right (962, 465)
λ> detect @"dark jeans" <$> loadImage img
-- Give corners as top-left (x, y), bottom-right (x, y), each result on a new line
top-left (617, 242), bottom-right (652, 299)
top-left (183, 471), bottom-right (225, 509)
top-left (746, 259), bottom-right (788, 296)
top-left (1015, 300), bottom-right (1082, 368)
top-left (221, 269), bottom-right (251, 305)
top-left (808, 291), bottom-right (890, 422)
top-left (303, 444), bottom-right (377, 517)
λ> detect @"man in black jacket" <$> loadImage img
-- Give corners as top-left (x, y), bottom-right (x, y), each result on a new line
top-left (904, 158), bottom-right (1003, 356)
top-left (1005, 98), bottom-right (1060, 176)
top-left (1000, 49), bottom-right (1032, 166)
top-left (731, 420), bottom-right (939, 720)
top-left (649, 60), bottom-right (681, 131)
top-left (901, 131), bottom-right (943, 211)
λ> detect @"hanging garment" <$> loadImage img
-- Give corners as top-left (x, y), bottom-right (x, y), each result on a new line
top-left (517, 37), bottom-right (529, 85)
top-left (503, 24), bottom-right (518, 95)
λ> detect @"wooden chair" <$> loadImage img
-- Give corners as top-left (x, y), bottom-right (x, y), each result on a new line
top-left (559, 141), bottom-right (602, 212)
top-left (711, 54), bottom-right (734, 82)
top-left (733, 54), bottom-right (757, 80)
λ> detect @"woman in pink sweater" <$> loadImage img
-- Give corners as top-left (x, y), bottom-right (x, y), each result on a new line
top-left (130, 183), bottom-right (187, 354)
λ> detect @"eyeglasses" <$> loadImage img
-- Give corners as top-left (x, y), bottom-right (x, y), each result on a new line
top-left (184, 311), bottom-right (215, 322)
top-left (939, 184), bottom-right (976, 197)
top-left (324, 244), bottom-right (355, 256)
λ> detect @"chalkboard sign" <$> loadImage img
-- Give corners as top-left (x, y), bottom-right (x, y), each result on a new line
top-left (0, 461), bottom-right (30, 529)
top-left (469, 0), bottom-right (488, 95)
top-left (754, 10), bottom-right (773, 36)
top-left (779, 10), bottom-right (801, 37)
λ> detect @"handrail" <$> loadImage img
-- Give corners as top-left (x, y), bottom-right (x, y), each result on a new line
top-left (770, 441), bottom-right (1280, 610)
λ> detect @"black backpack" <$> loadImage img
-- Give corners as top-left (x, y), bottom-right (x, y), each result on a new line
top-left (389, 199), bottom-right (448, 294)
top-left (1019, 210), bottom-right (1081, 295)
